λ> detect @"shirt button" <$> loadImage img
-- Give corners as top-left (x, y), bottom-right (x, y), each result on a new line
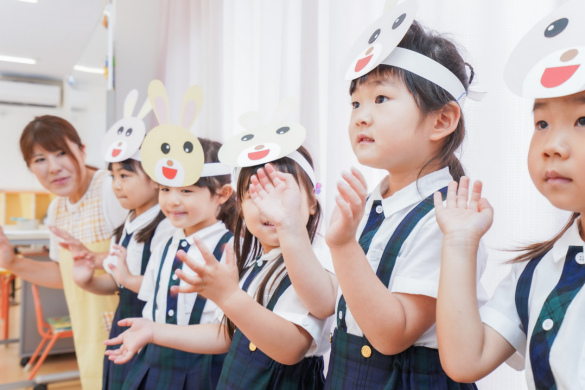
top-left (249, 342), bottom-right (257, 352)
top-left (338, 311), bottom-right (343, 320)
top-left (168, 309), bottom-right (174, 316)
top-left (172, 274), bottom-right (178, 281)
top-left (542, 318), bottom-right (554, 331)
top-left (257, 260), bottom-right (263, 267)
top-left (375, 205), bottom-right (383, 214)
top-left (302, 318), bottom-right (309, 326)
top-left (575, 252), bottom-right (585, 265)
top-left (361, 345), bottom-right (372, 358)
top-left (181, 241), bottom-right (187, 247)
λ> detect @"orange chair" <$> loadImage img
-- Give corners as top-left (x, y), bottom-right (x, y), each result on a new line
top-left (0, 269), bottom-right (16, 341)
top-left (24, 284), bottom-right (73, 379)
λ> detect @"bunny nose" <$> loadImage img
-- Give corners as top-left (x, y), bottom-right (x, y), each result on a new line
top-left (254, 145), bottom-right (264, 151)
top-left (118, 141), bottom-right (122, 146)
top-left (561, 49), bottom-right (578, 62)
top-left (167, 160), bottom-right (174, 167)
top-left (366, 46), bottom-right (373, 55)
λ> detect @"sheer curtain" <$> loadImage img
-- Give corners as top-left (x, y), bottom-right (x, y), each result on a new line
top-left (156, 1), bottom-right (571, 389)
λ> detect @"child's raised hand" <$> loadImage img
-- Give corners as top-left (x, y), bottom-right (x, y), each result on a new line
top-left (49, 226), bottom-right (92, 258)
top-left (434, 177), bottom-right (493, 243)
top-left (104, 317), bottom-right (154, 364)
top-left (108, 245), bottom-right (131, 287)
top-left (0, 227), bottom-right (16, 269)
top-left (249, 163), bottom-right (302, 231)
top-left (326, 168), bottom-right (368, 248)
top-left (172, 238), bottom-right (239, 307)
top-left (72, 252), bottom-right (96, 286)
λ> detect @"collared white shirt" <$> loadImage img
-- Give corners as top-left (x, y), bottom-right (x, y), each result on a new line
top-left (337, 167), bottom-right (488, 348)
top-left (480, 218), bottom-right (585, 390)
top-left (240, 246), bottom-right (334, 357)
top-left (103, 205), bottom-right (174, 286)
top-left (138, 221), bottom-right (229, 326)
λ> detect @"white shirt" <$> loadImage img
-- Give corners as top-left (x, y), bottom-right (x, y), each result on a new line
top-left (337, 167), bottom-right (488, 348)
top-left (103, 205), bottom-right (175, 286)
top-left (240, 246), bottom-right (334, 357)
top-left (480, 218), bottom-right (585, 390)
top-left (47, 171), bottom-right (128, 261)
top-left (138, 221), bottom-right (229, 326)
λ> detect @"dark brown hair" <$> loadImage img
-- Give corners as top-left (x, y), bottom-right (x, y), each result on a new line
top-left (349, 21), bottom-right (474, 183)
top-left (224, 145), bottom-right (321, 339)
top-left (109, 159), bottom-right (166, 244)
top-left (195, 138), bottom-right (237, 232)
top-left (20, 115), bottom-right (84, 174)
top-left (510, 213), bottom-right (580, 263)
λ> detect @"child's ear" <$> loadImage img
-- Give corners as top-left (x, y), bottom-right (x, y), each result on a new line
top-left (429, 101), bottom-right (460, 141)
top-left (309, 190), bottom-right (318, 216)
top-left (217, 184), bottom-right (234, 204)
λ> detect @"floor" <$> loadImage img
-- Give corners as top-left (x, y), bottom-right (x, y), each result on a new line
top-left (0, 278), bottom-right (81, 389)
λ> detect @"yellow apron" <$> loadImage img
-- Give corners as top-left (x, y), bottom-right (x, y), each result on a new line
top-left (58, 240), bottom-right (119, 390)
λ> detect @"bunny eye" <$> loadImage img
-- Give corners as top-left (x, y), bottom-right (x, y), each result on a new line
top-left (117, 126), bottom-right (124, 135)
top-left (125, 128), bottom-right (133, 137)
top-left (241, 134), bottom-right (254, 141)
top-left (393, 13), bottom-right (407, 30)
top-left (161, 143), bottom-right (171, 154)
top-left (544, 18), bottom-right (568, 38)
top-left (368, 29), bottom-right (380, 44)
top-left (183, 142), bottom-right (193, 153)
top-left (276, 127), bottom-right (290, 135)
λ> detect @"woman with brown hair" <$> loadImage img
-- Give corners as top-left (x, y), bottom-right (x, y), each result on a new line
top-left (0, 115), bottom-right (127, 389)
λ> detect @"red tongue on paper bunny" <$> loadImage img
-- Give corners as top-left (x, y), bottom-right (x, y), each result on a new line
top-left (355, 55), bottom-right (374, 72)
top-left (162, 167), bottom-right (177, 179)
top-left (112, 149), bottom-right (121, 157)
top-left (541, 65), bottom-right (580, 88)
top-left (248, 150), bottom-right (270, 160)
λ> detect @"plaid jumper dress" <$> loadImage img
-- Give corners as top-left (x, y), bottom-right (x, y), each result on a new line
top-left (326, 188), bottom-right (477, 390)
top-left (216, 264), bottom-right (325, 389)
top-left (102, 231), bottom-right (153, 389)
top-left (515, 246), bottom-right (585, 390)
top-left (122, 232), bottom-right (233, 390)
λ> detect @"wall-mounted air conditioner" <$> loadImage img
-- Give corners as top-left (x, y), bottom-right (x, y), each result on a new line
top-left (0, 79), bottom-right (61, 107)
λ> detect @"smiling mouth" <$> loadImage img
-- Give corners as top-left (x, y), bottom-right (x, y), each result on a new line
top-left (112, 149), bottom-right (122, 157)
top-left (248, 150), bottom-right (270, 160)
top-left (545, 171), bottom-right (572, 183)
top-left (541, 65), bottom-right (580, 88)
top-left (162, 166), bottom-right (177, 179)
top-left (358, 135), bottom-right (375, 143)
top-left (52, 177), bottom-right (68, 184)
top-left (355, 54), bottom-right (373, 73)
top-left (263, 221), bottom-right (275, 227)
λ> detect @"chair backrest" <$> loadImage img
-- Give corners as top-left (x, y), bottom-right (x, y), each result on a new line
top-left (30, 284), bottom-right (49, 335)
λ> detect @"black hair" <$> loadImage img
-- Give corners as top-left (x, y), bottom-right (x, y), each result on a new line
top-left (108, 159), bottom-right (166, 244)
top-left (350, 20), bottom-right (475, 183)
top-left (223, 145), bottom-right (321, 339)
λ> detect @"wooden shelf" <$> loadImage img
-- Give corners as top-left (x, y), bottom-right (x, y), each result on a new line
top-left (0, 191), bottom-right (55, 226)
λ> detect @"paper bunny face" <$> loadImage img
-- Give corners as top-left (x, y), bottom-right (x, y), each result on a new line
top-left (343, 0), bottom-right (417, 81)
top-left (101, 89), bottom-right (152, 162)
top-left (505, 0), bottom-right (585, 98)
top-left (140, 80), bottom-right (205, 187)
top-left (218, 98), bottom-right (306, 167)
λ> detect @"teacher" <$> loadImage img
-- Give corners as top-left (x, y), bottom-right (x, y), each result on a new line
top-left (0, 115), bottom-right (127, 389)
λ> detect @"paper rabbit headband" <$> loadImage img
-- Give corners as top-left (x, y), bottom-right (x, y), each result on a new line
top-left (344, 0), bottom-right (484, 104)
top-left (218, 97), bottom-right (317, 190)
top-left (504, 0), bottom-right (585, 98)
top-left (140, 80), bottom-right (231, 187)
top-left (101, 89), bottom-right (152, 162)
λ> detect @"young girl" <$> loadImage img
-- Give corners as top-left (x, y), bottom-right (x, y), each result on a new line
top-left (52, 156), bottom-right (175, 390)
top-left (324, 5), bottom-right (487, 388)
top-left (105, 146), bottom-right (334, 389)
top-left (434, 1), bottom-right (585, 389)
top-left (118, 137), bottom-right (236, 390)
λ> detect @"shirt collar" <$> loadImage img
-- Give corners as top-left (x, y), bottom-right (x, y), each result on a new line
top-left (172, 221), bottom-right (227, 246)
top-left (260, 248), bottom-right (282, 262)
top-left (124, 204), bottom-right (161, 234)
top-left (551, 217), bottom-right (585, 263)
top-left (369, 167), bottom-right (452, 218)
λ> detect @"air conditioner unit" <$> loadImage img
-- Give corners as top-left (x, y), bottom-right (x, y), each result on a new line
top-left (0, 79), bottom-right (61, 107)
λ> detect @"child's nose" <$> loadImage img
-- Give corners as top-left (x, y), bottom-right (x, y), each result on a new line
top-left (543, 130), bottom-right (569, 158)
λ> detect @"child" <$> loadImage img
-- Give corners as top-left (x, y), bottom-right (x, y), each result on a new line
top-left (106, 141), bottom-right (334, 389)
top-left (434, 1), bottom-right (585, 389)
top-left (324, 1), bottom-right (486, 388)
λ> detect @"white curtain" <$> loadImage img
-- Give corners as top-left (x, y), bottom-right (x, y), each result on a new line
top-left (156, 1), bottom-right (572, 389)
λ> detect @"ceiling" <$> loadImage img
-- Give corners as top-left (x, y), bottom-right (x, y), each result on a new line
top-left (0, 0), bottom-right (106, 81)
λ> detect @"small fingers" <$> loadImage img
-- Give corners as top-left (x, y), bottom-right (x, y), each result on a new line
top-left (468, 180), bottom-right (483, 210)
top-left (456, 176), bottom-right (470, 209)
top-left (433, 191), bottom-right (445, 211)
top-left (445, 180), bottom-right (458, 209)
top-left (341, 170), bottom-right (367, 203)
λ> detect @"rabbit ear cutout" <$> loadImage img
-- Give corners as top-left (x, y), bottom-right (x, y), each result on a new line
top-left (180, 85), bottom-right (203, 130)
top-left (136, 97), bottom-right (152, 120)
top-left (123, 89), bottom-right (139, 118)
top-left (270, 97), bottom-right (298, 124)
top-left (238, 111), bottom-right (263, 131)
top-left (148, 80), bottom-right (170, 125)
top-left (384, 0), bottom-right (398, 11)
